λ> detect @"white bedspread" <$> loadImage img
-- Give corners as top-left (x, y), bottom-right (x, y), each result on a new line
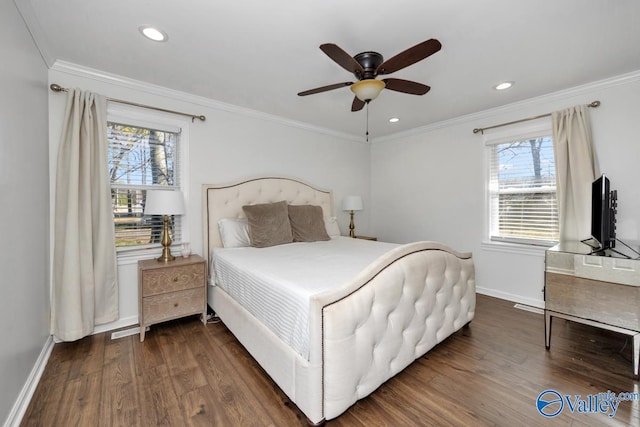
top-left (212, 236), bottom-right (398, 359)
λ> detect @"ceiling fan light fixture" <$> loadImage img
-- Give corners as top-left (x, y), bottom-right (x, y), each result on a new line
top-left (351, 79), bottom-right (386, 101)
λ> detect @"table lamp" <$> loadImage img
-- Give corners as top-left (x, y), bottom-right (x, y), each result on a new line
top-left (342, 195), bottom-right (363, 238)
top-left (144, 190), bottom-right (185, 262)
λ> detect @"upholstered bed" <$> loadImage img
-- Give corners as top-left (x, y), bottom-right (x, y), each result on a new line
top-left (202, 177), bottom-right (476, 425)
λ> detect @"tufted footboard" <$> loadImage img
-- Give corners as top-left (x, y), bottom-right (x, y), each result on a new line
top-left (309, 241), bottom-right (475, 420)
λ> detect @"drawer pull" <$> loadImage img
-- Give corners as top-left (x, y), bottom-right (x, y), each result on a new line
top-left (173, 277), bottom-right (178, 282)
top-left (174, 302), bottom-right (179, 307)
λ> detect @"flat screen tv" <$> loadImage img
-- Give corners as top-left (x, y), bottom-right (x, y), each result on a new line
top-left (591, 174), bottom-right (616, 250)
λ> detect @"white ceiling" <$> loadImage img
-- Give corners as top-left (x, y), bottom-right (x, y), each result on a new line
top-left (16, 0), bottom-right (640, 138)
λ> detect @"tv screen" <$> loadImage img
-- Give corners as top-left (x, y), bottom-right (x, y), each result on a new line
top-left (591, 174), bottom-right (616, 249)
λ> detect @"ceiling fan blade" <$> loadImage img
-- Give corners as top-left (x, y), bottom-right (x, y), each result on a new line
top-left (382, 78), bottom-right (431, 95)
top-left (351, 96), bottom-right (365, 112)
top-left (298, 82), bottom-right (353, 96)
top-left (375, 39), bottom-right (442, 75)
top-left (320, 43), bottom-right (364, 75)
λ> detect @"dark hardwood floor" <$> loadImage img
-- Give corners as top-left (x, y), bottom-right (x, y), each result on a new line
top-left (22, 295), bottom-right (639, 426)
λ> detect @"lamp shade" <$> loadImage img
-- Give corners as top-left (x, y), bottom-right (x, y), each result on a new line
top-left (342, 195), bottom-right (363, 212)
top-left (144, 190), bottom-right (185, 215)
top-left (350, 79), bottom-right (386, 101)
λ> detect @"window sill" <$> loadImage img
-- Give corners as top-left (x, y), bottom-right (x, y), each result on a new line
top-left (481, 240), bottom-right (551, 257)
top-left (116, 244), bottom-right (183, 265)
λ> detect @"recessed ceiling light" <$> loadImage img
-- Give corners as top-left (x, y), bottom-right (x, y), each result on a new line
top-left (139, 26), bottom-right (168, 42)
top-left (389, 117), bottom-right (400, 123)
top-left (494, 81), bottom-right (514, 90)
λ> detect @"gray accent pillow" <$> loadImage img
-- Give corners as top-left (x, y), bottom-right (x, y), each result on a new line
top-left (288, 204), bottom-right (330, 242)
top-left (242, 201), bottom-right (294, 248)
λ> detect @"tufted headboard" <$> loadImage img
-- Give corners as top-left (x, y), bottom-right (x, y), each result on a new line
top-left (202, 177), bottom-right (333, 259)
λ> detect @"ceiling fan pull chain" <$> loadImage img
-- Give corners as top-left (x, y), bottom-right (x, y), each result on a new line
top-left (365, 101), bottom-right (369, 143)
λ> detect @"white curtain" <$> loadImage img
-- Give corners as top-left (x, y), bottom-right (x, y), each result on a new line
top-left (51, 89), bottom-right (118, 341)
top-left (552, 105), bottom-right (599, 242)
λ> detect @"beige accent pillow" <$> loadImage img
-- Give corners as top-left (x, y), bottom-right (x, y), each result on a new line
top-left (288, 204), bottom-right (330, 242)
top-left (242, 201), bottom-right (294, 248)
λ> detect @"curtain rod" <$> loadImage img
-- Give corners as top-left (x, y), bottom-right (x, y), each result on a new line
top-left (472, 100), bottom-right (600, 134)
top-left (49, 84), bottom-right (206, 122)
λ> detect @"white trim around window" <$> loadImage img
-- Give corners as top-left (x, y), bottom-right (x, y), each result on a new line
top-left (107, 103), bottom-right (190, 263)
top-left (482, 118), bottom-right (558, 252)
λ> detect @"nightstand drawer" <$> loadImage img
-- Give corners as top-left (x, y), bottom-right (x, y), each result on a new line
top-left (142, 263), bottom-right (205, 296)
top-left (143, 287), bottom-right (204, 324)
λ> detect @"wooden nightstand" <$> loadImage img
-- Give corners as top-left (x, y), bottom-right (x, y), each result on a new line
top-left (355, 235), bottom-right (377, 241)
top-left (138, 254), bottom-right (207, 342)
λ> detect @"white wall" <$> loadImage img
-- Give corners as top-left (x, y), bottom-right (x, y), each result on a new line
top-left (0, 2), bottom-right (50, 425)
top-left (371, 72), bottom-right (640, 307)
top-left (47, 64), bottom-right (640, 330)
top-left (48, 63), bottom-right (372, 332)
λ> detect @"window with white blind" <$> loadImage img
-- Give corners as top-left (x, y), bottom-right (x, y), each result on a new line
top-left (486, 124), bottom-right (559, 246)
top-left (107, 107), bottom-right (188, 252)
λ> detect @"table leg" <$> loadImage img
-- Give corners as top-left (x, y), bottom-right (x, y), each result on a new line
top-left (545, 311), bottom-right (552, 350)
top-left (633, 333), bottom-right (639, 379)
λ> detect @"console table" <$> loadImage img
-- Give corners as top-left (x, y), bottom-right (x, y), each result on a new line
top-left (544, 241), bottom-right (640, 378)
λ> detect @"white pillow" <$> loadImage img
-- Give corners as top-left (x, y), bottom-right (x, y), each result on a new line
top-left (218, 218), bottom-right (250, 248)
top-left (324, 216), bottom-right (341, 237)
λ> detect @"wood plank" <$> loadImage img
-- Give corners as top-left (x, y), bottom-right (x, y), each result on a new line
top-left (219, 335), bottom-right (305, 424)
top-left (154, 321), bottom-right (208, 396)
top-left (135, 364), bottom-right (184, 426)
top-left (52, 333), bottom-right (106, 382)
top-left (98, 335), bottom-right (141, 427)
top-left (179, 320), bottom-right (283, 425)
top-left (180, 385), bottom-right (231, 427)
top-left (51, 371), bottom-right (102, 426)
top-left (19, 353), bottom-right (71, 425)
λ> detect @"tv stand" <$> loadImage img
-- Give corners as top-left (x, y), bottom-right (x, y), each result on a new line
top-left (545, 241), bottom-right (640, 378)
top-left (581, 235), bottom-right (640, 260)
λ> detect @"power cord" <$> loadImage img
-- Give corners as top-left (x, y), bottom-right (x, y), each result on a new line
top-left (618, 336), bottom-right (631, 362)
top-left (201, 312), bottom-right (221, 324)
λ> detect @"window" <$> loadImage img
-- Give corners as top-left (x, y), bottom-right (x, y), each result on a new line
top-left (107, 108), bottom-right (187, 252)
top-left (486, 124), bottom-right (558, 246)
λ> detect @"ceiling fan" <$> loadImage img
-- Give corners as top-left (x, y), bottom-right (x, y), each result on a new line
top-left (297, 39), bottom-right (441, 112)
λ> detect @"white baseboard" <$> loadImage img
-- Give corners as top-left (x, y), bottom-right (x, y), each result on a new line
top-left (51, 315), bottom-right (140, 343)
top-left (92, 314), bottom-right (138, 335)
top-left (476, 286), bottom-right (545, 309)
top-left (3, 335), bottom-right (54, 427)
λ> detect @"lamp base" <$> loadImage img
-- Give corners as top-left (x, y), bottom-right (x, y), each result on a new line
top-left (157, 214), bottom-right (175, 262)
top-left (156, 247), bottom-right (175, 263)
top-left (349, 210), bottom-right (356, 238)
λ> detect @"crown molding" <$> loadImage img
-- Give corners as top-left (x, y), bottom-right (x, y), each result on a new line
top-left (49, 60), bottom-right (364, 144)
top-left (48, 60), bottom-right (640, 146)
top-left (373, 69), bottom-right (640, 144)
